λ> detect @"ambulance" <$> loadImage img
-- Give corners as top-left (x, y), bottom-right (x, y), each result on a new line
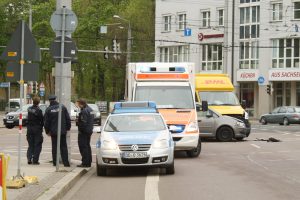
top-left (127, 62), bottom-right (201, 157)
top-left (195, 74), bottom-right (251, 137)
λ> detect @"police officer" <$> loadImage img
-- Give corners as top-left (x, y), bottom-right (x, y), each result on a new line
top-left (76, 99), bottom-right (94, 167)
top-left (44, 95), bottom-right (71, 167)
top-left (27, 96), bottom-right (44, 165)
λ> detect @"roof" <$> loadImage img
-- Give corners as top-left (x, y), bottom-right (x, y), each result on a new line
top-left (112, 101), bottom-right (158, 114)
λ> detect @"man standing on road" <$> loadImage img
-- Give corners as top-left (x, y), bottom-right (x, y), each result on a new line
top-left (27, 96), bottom-right (44, 165)
top-left (44, 95), bottom-right (71, 167)
top-left (76, 99), bottom-right (94, 167)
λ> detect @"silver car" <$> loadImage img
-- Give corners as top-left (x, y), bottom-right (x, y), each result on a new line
top-left (260, 106), bottom-right (300, 125)
top-left (197, 109), bottom-right (251, 141)
top-left (96, 102), bottom-right (175, 176)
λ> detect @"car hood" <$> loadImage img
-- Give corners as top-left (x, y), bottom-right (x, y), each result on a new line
top-left (108, 131), bottom-right (163, 145)
top-left (158, 109), bottom-right (196, 125)
top-left (209, 105), bottom-right (244, 115)
top-left (6, 111), bottom-right (27, 117)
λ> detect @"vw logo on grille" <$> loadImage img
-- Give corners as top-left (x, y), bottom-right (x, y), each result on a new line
top-left (131, 145), bottom-right (139, 151)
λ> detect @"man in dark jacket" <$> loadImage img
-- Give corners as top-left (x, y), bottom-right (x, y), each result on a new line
top-left (27, 96), bottom-right (44, 165)
top-left (76, 99), bottom-right (94, 167)
top-left (44, 95), bottom-right (71, 167)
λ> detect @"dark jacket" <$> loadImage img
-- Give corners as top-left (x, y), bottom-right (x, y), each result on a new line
top-left (27, 105), bottom-right (44, 133)
top-left (78, 106), bottom-right (94, 134)
top-left (44, 101), bottom-right (71, 136)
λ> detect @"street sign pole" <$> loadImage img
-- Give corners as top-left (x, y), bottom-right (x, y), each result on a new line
top-left (8, 82), bottom-right (10, 113)
top-left (56, 6), bottom-right (67, 172)
top-left (17, 20), bottom-right (25, 178)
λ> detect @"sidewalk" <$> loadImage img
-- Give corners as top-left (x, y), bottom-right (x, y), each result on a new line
top-left (6, 155), bottom-right (89, 200)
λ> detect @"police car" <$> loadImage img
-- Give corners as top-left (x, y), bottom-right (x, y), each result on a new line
top-left (96, 102), bottom-right (175, 176)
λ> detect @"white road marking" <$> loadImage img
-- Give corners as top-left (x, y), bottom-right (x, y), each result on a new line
top-left (145, 169), bottom-right (160, 200)
top-left (278, 150), bottom-right (291, 153)
top-left (294, 134), bottom-right (300, 137)
top-left (258, 152), bottom-right (272, 154)
top-left (250, 144), bottom-right (261, 149)
top-left (282, 133), bottom-right (291, 136)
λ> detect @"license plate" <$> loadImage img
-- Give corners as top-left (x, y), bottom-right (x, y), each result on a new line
top-left (122, 152), bottom-right (147, 159)
top-left (6, 121), bottom-right (14, 123)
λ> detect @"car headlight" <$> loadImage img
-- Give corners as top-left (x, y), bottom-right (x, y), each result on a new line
top-left (235, 121), bottom-right (246, 128)
top-left (101, 140), bottom-right (118, 150)
top-left (186, 121), bottom-right (198, 133)
top-left (152, 139), bottom-right (169, 149)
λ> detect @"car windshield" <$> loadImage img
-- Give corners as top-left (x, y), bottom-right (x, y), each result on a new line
top-left (16, 104), bottom-right (32, 112)
top-left (88, 104), bottom-right (99, 111)
top-left (295, 107), bottom-right (300, 113)
top-left (7, 102), bottom-right (20, 108)
top-left (104, 114), bottom-right (166, 132)
top-left (199, 91), bottom-right (240, 106)
top-left (135, 86), bottom-right (194, 109)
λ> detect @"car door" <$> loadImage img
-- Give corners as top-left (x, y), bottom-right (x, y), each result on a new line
top-left (267, 107), bottom-right (280, 123)
top-left (197, 110), bottom-right (215, 136)
top-left (277, 107), bottom-right (287, 123)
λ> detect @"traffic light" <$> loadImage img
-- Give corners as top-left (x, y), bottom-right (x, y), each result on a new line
top-left (104, 46), bottom-right (109, 59)
top-left (32, 81), bottom-right (37, 94)
top-left (267, 84), bottom-right (271, 95)
top-left (112, 39), bottom-right (117, 53)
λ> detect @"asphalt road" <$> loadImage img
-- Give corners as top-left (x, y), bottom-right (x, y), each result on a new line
top-left (64, 123), bottom-right (300, 200)
top-left (1, 122), bottom-right (300, 200)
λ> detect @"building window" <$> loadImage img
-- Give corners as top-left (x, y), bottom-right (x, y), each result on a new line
top-left (272, 3), bottom-right (283, 21)
top-left (294, 2), bottom-right (300, 19)
top-left (163, 15), bottom-right (171, 32)
top-left (240, 6), bottom-right (260, 39)
top-left (272, 38), bottom-right (300, 68)
top-left (240, 0), bottom-right (260, 3)
top-left (202, 44), bottom-right (223, 71)
top-left (178, 13), bottom-right (187, 30)
top-left (159, 46), bottom-right (189, 62)
top-left (239, 41), bottom-right (259, 69)
top-left (218, 9), bottom-right (224, 26)
top-left (274, 82), bottom-right (291, 107)
top-left (202, 11), bottom-right (210, 27)
top-left (296, 82), bottom-right (300, 106)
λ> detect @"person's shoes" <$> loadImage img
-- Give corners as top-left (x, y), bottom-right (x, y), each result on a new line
top-left (64, 163), bottom-right (71, 167)
top-left (53, 163), bottom-right (56, 166)
top-left (28, 160), bottom-right (32, 165)
top-left (77, 164), bottom-right (91, 168)
top-left (32, 162), bottom-right (40, 165)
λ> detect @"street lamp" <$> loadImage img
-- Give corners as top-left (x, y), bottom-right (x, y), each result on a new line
top-left (113, 14), bottom-right (132, 100)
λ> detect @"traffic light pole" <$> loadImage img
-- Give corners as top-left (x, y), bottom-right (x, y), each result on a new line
top-left (55, 0), bottom-right (72, 165)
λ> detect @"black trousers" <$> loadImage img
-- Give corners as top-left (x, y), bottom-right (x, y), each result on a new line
top-left (51, 134), bottom-right (69, 166)
top-left (78, 132), bottom-right (92, 166)
top-left (27, 129), bottom-right (43, 163)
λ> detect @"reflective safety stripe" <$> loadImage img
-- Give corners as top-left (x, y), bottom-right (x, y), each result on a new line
top-left (136, 73), bottom-right (189, 80)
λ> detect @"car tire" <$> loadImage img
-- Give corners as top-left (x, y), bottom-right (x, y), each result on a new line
top-left (96, 159), bottom-right (107, 176)
top-left (5, 125), bottom-right (14, 129)
top-left (187, 137), bottom-right (201, 158)
top-left (98, 117), bottom-right (101, 126)
top-left (216, 126), bottom-right (234, 142)
top-left (165, 162), bottom-right (175, 175)
top-left (283, 118), bottom-right (289, 126)
top-left (260, 117), bottom-right (267, 125)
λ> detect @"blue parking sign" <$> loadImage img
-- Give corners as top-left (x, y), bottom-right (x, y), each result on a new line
top-left (184, 28), bottom-right (191, 36)
top-left (39, 91), bottom-right (45, 97)
top-left (258, 76), bottom-right (265, 85)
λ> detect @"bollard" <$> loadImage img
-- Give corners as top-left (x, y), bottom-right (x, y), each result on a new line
top-left (0, 153), bottom-right (9, 200)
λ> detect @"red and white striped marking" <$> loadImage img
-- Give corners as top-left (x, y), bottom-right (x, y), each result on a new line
top-left (19, 113), bottom-right (23, 131)
top-left (0, 156), bottom-right (3, 199)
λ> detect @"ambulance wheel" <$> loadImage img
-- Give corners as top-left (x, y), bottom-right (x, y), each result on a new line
top-left (187, 137), bottom-right (201, 158)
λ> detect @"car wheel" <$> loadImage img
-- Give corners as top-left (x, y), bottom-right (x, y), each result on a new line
top-left (5, 125), bottom-right (14, 129)
top-left (217, 126), bottom-right (234, 142)
top-left (260, 117), bottom-right (267, 125)
top-left (98, 117), bottom-right (101, 126)
top-left (187, 136), bottom-right (201, 158)
top-left (165, 162), bottom-right (175, 175)
top-left (283, 118), bottom-right (289, 126)
top-left (96, 159), bottom-right (107, 176)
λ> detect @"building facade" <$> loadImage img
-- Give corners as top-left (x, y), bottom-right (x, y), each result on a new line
top-left (155, 0), bottom-right (300, 118)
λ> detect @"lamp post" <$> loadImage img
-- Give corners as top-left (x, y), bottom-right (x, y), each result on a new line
top-left (113, 15), bottom-right (131, 100)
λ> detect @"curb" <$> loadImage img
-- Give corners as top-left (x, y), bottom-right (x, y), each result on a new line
top-left (36, 167), bottom-right (92, 200)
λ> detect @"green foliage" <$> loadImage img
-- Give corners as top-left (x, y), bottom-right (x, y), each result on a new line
top-left (0, 0), bottom-right (155, 102)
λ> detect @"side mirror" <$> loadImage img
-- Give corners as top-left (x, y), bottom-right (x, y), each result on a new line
top-left (202, 101), bottom-right (208, 112)
top-left (241, 100), bottom-right (246, 109)
top-left (94, 127), bottom-right (102, 134)
top-left (196, 104), bottom-right (201, 112)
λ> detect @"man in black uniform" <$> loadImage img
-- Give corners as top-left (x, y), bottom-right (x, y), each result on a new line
top-left (76, 99), bottom-right (94, 167)
top-left (44, 95), bottom-right (71, 167)
top-left (27, 96), bottom-right (44, 165)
